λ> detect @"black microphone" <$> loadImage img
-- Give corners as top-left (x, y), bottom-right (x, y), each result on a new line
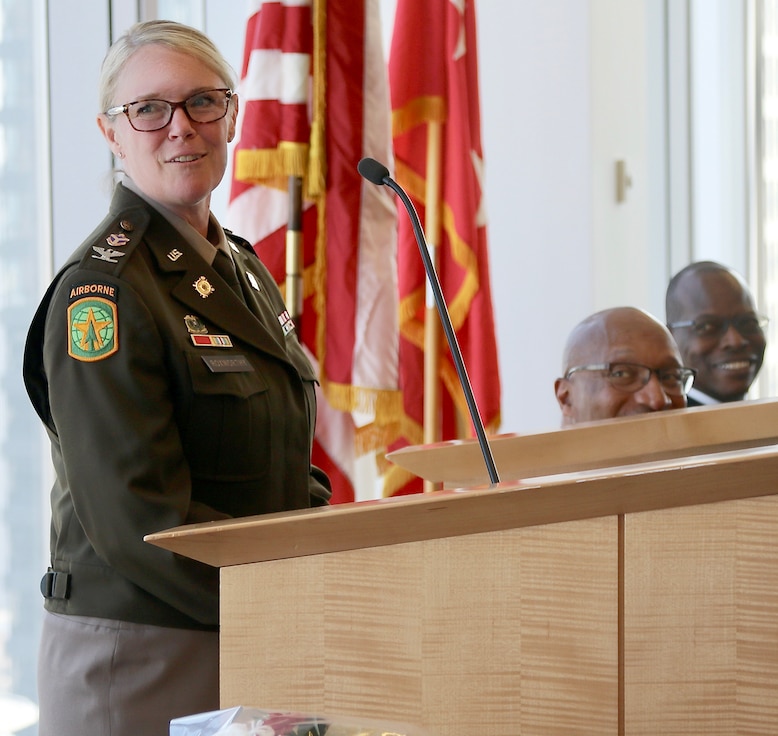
top-left (358, 157), bottom-right (500, 486)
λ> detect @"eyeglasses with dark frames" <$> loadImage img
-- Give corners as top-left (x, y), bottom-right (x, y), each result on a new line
top-left (668, 314), bottom-right (768, 340)
top-left (563, 362), bottom-right (696, 396)
top-left (105, 88), bottom-right (233, 132)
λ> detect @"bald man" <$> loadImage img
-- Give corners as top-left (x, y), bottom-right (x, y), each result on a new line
top-left (555, 307), bottom-right (695, 425)
top-left (666, 261), bottom-right (766, 406)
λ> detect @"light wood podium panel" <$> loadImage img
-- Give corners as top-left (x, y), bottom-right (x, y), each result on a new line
top-left (146, 403), bottom-right (778, 736)
top-left (219, 518), bottom-right (618, 735)
top-left (623, 495), bottom-right (778, 735)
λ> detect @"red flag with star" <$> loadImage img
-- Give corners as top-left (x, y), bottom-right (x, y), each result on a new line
top-left (385, 0), bottom-right (501, 496)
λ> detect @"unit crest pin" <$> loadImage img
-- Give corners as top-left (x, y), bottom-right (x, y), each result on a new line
top-left (193, 277), bottom-right (214, 298)
top-left (184, 315), bottom-right (208, 334)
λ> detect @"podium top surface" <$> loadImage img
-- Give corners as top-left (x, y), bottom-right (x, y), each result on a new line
top-left (146, 401), bottom-right (778, 569)
top-left (386, 398), bottom-right (778, 487)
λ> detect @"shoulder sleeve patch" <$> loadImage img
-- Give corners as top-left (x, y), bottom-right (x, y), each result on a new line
top-left (67, 281), bottom-right (119, 362)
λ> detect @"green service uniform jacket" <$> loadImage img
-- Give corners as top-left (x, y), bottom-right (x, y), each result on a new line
top-left (23, 184), bottom-right (331, 630)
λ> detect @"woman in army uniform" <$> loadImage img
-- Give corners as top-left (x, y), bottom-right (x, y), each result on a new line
top-left (23, 20), bottom-right (330, 736)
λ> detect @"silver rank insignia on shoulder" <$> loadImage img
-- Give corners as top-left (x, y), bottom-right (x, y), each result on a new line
top-left (92, 246), bottom-right (127, 263)
top-left (193, 276), bottom-right (214, 298)
top-left (246, 272), bottom-right (260, 291)
top-left (184, 314), bottom-right (208, 334)
top-left (278, 309), bottom-right (295, 336)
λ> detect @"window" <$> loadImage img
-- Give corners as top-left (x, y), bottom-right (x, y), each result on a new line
top-left (0, 2), bottom-right (50, 734)
top-left (0, 5), bottom-right (235, 733)
top-left (756, 0), bottom-right (778, 397)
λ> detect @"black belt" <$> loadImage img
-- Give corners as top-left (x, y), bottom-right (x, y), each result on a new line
top-left (40, 569), bottom-right (71, 599)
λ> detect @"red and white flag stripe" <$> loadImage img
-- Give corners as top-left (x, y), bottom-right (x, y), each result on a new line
top-left (228, 0), bottom-right (401, 503)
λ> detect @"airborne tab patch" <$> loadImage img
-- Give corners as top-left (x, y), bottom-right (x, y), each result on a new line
top-left (67, 282), bottom-right (119, 362)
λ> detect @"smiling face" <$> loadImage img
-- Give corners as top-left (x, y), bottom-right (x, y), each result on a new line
top-left (669, 270), bottom-right (766, 402)
top-left (555, 307), bottom-right (687, 425)
top-left (97, 44), bottom-right (237, 233)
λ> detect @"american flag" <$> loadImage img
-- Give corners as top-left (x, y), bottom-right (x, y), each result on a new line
top-left (227, 0), bottom-right (402, 503)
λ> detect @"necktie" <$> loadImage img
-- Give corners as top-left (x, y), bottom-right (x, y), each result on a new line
top-left (212, 248), bottom-right (244, 300)
top-left (212, 248), bottom-right (278, 338)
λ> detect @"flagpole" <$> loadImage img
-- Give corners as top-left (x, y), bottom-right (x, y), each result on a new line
top-left (285, 175), bottom-right (304, 325)
top-left (423, 120), bottom-right (442, 492)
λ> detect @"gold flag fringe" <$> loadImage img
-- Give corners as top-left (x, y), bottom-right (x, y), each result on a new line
top-left (381, 464), bottom-right (421, 498)
top-left (308, 0), bottom-right (326, 198)
top-left (234, 142), bottom-right (309, 190)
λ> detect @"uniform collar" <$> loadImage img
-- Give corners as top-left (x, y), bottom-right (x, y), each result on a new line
top-left (120, 176), bottom-right (225, 265)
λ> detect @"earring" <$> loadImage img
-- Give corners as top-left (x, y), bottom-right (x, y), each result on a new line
top-left (116, 150), bottom-right (124, 159)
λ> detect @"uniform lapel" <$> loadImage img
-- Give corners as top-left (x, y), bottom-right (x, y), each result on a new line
top-left (230, 247), bottom-right (285, 330)
top-left (145, 220), bottom-right (290, 363)
top-left (106, 185), bottom-right (291, 363)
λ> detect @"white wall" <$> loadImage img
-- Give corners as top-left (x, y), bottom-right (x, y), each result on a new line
top-left (690, 0), bottom-right (749, 273)
top-left (479, 1), bottom-right (593, 432)
top-left (591, 0), bottom-right (661, 317)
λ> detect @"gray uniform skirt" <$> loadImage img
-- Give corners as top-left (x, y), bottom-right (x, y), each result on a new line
top-left (37, 611), bottom-right (219, 736)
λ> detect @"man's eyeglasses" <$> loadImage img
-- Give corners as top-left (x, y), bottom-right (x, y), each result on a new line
top-left (105, 88), bottom-right (233, 132)
top-left (668, 314), bottom-right (768, 340)
top-left (564, 362), bottom-right (696, 396)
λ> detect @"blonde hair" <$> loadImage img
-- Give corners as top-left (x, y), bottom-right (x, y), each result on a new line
top-left (98, 19), bottom-right (236, 112)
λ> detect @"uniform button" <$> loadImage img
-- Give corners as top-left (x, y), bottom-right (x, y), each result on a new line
top-left (119, 219), bottom-right (134, 232)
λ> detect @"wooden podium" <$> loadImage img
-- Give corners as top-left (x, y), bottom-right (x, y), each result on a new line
top-left (147, 401), bottom-right (778, 736)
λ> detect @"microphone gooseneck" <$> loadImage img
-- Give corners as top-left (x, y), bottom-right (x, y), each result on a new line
top-left (358, 157), bottom-right (500, 486)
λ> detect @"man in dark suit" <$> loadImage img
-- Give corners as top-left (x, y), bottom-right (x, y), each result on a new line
top-left (666, 261), bottom-right (767, 406)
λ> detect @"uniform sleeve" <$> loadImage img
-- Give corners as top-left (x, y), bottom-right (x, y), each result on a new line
top-left (309, 465), bottom-right (332, 506)
top-left (44, 271), bottom-right (223, 624)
